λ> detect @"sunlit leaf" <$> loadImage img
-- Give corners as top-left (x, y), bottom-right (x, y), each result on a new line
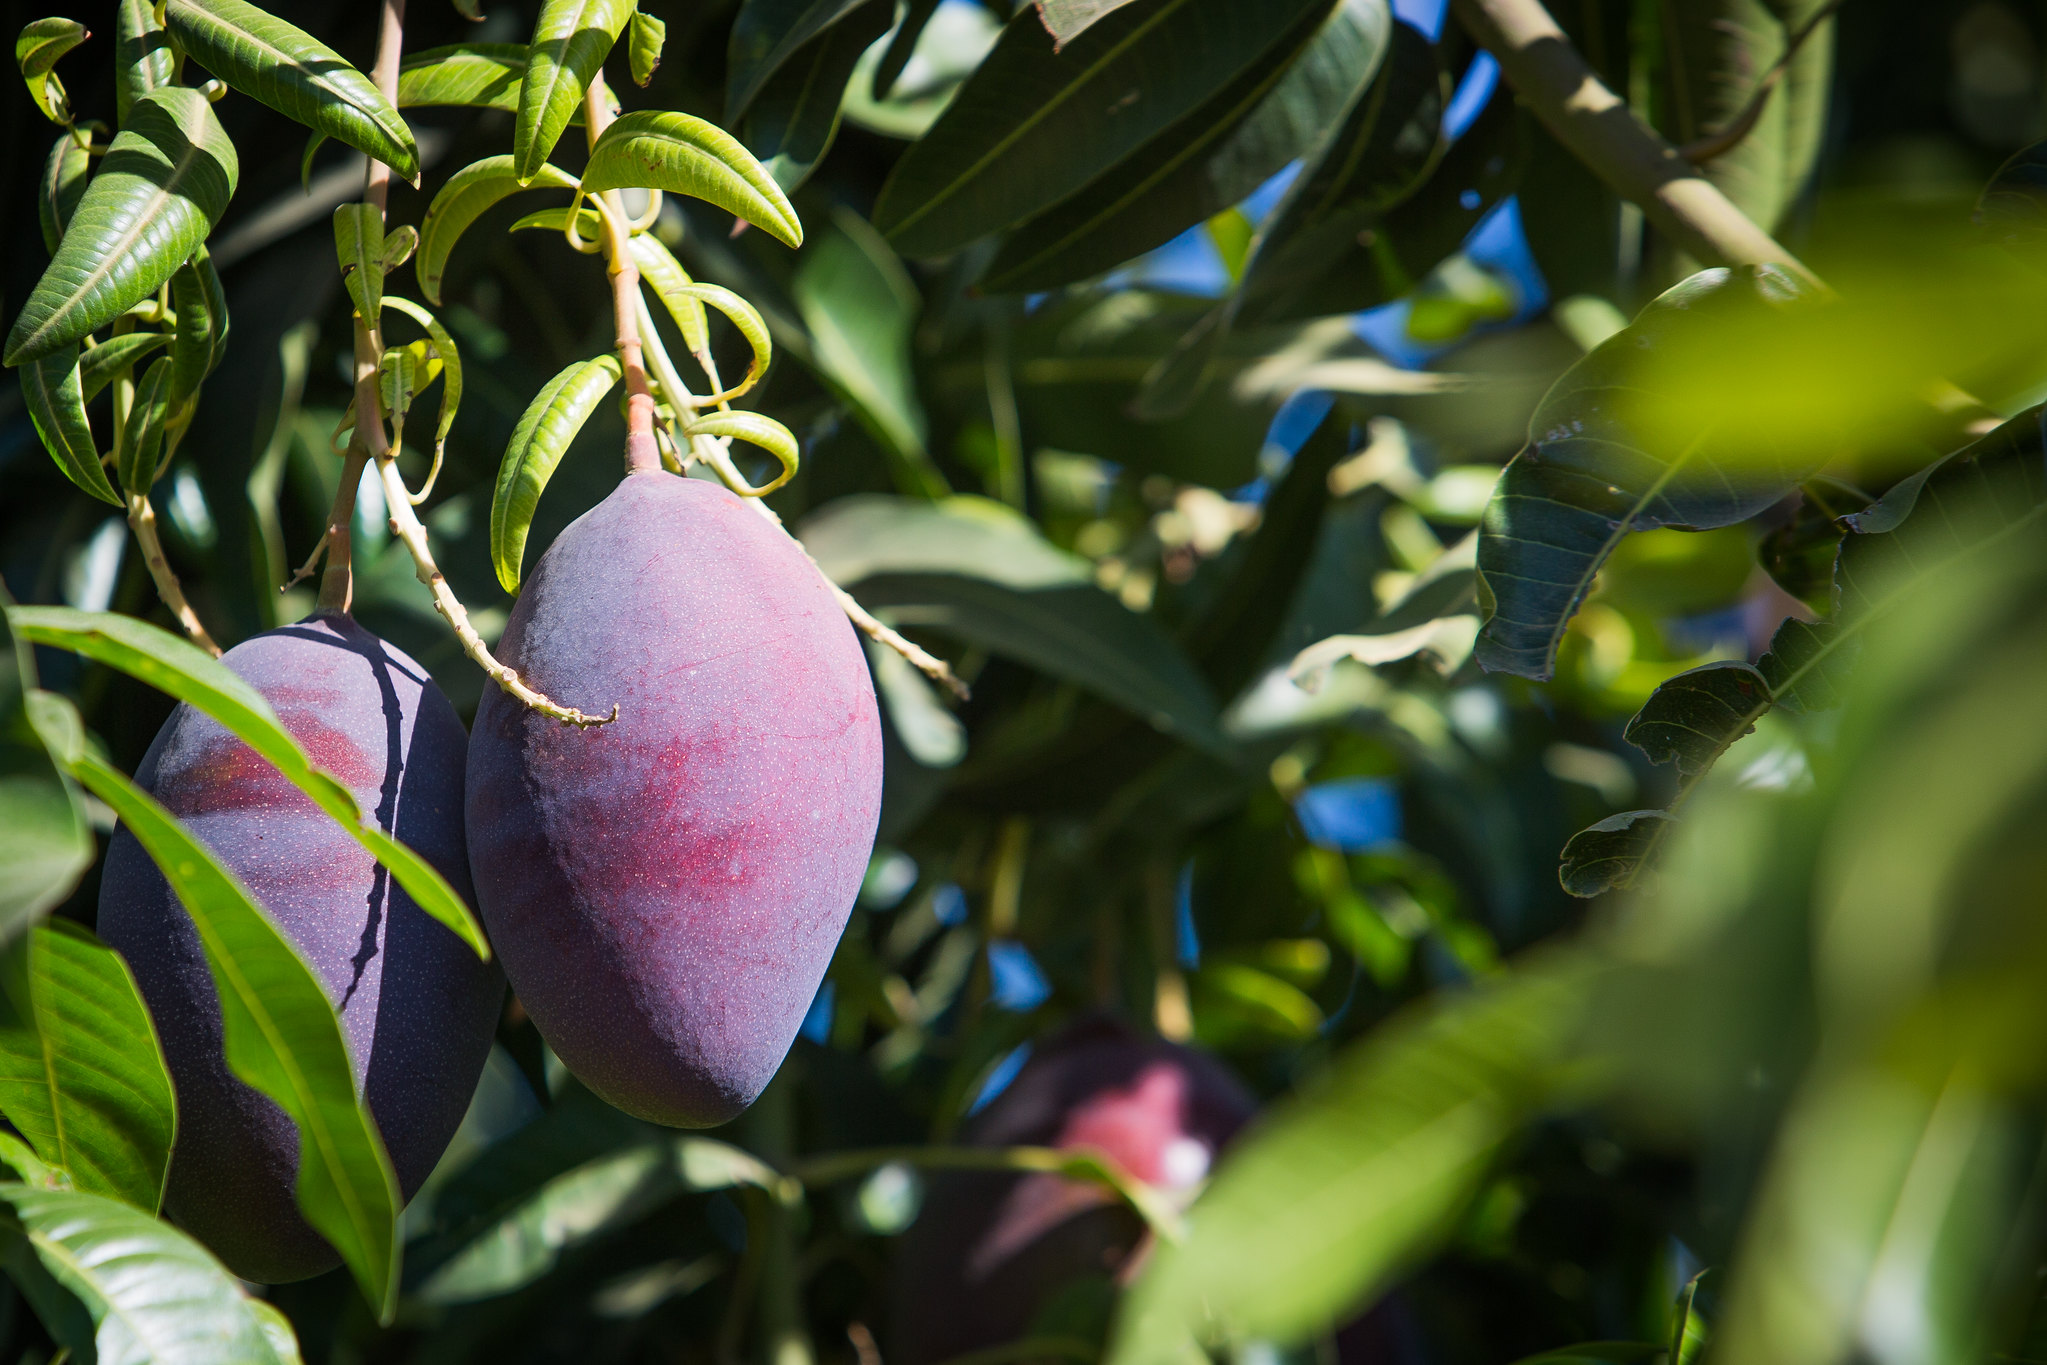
top-left (416, 154), bottom-right (578, 305)
top-left (4, 88), bottom-right (238, 368)
top-left (383, 296), bottom-right (463, 471)
top-left (16, 17), bottom-right (86, 125)
top-left (683, 411), bottom-right (799, 493)
top-left (1035, 0), bottom-right (1144, 48)
top-left (163, 0), bottom-right (417, 180)
top-left (627, 10), bottom-right (666, 87)
top-left (333, 202), bottom-right (385, 323)
top-left (490, 354), bottom-right (622, 592)
top-left (114, 0), bottom-right (176, 124)
top-left (397, 43), bottom-right (576, 121)
top-left (513, 0), bottom-right (635, 183)
top-left (20, 347), bottom-right (118, 506)
top-left (582, 110), bottom-right (803, 248)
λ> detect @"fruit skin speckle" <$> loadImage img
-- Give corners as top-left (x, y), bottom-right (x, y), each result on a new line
top-left (98, 611), bottom-right (503, 1283)
top-left (466, 471), bottom-right (882, 1128)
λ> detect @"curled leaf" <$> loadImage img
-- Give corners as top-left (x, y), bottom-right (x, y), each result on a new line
top-left (417, 154), bottom-right (578, 304)
top-left (491, 354), bottom-right (622, 591)
top-left (629, 233), bottom-right (711, 356)
top-left (628, 10), bottom-right (666, 87)
top-left (582, 110), bottom-right (803, 248)
top-left (16, 18), bottom-right (87, 125)
top-left (665, 282), bottom-right (772, 401)
top-left (384, 297), bottom-right (463, 484)
top-left (684, 409), bottom-right (800, 495)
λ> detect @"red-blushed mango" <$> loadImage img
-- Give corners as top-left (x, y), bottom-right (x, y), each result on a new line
top-left (97, 612), bottom-right (503, 1282)
top-left (465, 471), bottom-right (883, 1127)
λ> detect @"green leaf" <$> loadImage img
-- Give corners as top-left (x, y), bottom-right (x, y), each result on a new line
top-left (20, 347), bottom-right (118, 506)
top-left (1037, 0), bottom-right (1144, 47)
top-left (37, 127), bottom-right (92, 254)
top-left (397, 44), bottom-right (580, 121)
top-left (627, 10), bottom-right (665, 87)
top-left (333, 203), bottom-right (385, 323)
top-left (1558, 811), bottom-right (1676, 898)
top-left (582, 110), bottom-right (804, 248)
top-left (791, 208), bottom-right (938, 494)
top-left (802, 494), bottom-right (1093, 590)
top-left (872, 0), bottom-right (1330, 258)
top-left (79, 332), bottom-right (170, 404)
top-left (0, 599), bottom-right (92, 944)
top-left (0, 1184), bottom-right (295, 1363)
top-left (114, 0), bottom-right (176, 125)
top-left (1623, 659), bottom-right (1773, 777)
top-left (657, 282), bottom-right (773, 400)
top-left (6, 606), bottom-right (491, 961)
top-left (1669, 1269), bottom-right (1710, 1365)
top-left (726, 0), bottom-right (877, 120)
top-left (169, 246), bottom-right (228, 402)
top-left (4, 88), bottom-right (239, 369)
top-left (0, 920), bottom-right (176, 1212)
top-left (682, 411), bottom-right (799, 494)
top-left (1509, 1345), bottom-right (1664, 1365)
top-left (417, 155), bottom-right (578, 305)
top-left (870, 0), bottom-right (942, 100)
top-left (59, 742), bottom-right (402, 1323)
top-left (627, 233), bottom-right (711, 355)
top-left (1475, 266), bottom-right (1823, 680)
top-left (383, 297), bottom-right (463, 470)
top-left (412, 1136), bottom-right (783, 1304)
top-left (1191, 961), bottom-right (1325, 1043)
top-left (1108, 961), bottom-right (1595, 1363)
top-left (117, 356), bottom-right (174, 493)
top-left (984, 0), bottom-right (1388, 292)
top-left (17, 18), bottom-right (86, 125)
top-left (743, 0), bottom-right (893, 193)
top-left (162, 0), bottom-right (418, 180)
top-left (490, 354), bottom-right (622, 592)
top-left (513, 0), bottom-right (635, 184)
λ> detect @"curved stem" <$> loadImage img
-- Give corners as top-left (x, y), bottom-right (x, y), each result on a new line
top-left (126, 491), bottom-right (221, 656)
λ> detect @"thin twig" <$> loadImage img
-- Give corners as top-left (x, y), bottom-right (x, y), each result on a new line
top-left (1680, 0), bottom-right (1848, 164)
top-left (585, 73), bottom-right (661, 475)
top-left (126, 492), bottom-right (221, 656)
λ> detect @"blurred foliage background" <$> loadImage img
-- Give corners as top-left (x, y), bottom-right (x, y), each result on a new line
top-left (9, 0), bottom-right (2047, 1362)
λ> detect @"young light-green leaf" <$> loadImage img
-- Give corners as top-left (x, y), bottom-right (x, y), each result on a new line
top-left (36, 127), bottom-right (91, 254)
top-left (79, 331), bottom-right (170, 404)
top-left (62, 745), bottom-right (403, 1323)
top-left (582, 110), bottom-right (804, 248)
top-left (0, 919), bottom-right (176, 1213)
top-left (628, 233), bottom-right (711, 355)
top-left (4, 87), bottom-right (239, 368)
top-left (334, 203), bottom-right (385, 323)
top-left (20, 347), bottom-right (118, 507)
top-left (114, 0), bottom-right (175, 123)
top-left (513, 0), bottom-right (635, 183)
top-left (16, 17), bottom-right (86, 125)
top-left (0, 1183), bottom-right (295, 1363)
top-left (383, 297), bottom-right (462, 470)
top-left (628, 10), bottom-right (666, 87)
top-left (169, 246), bottom-right (228, 402)
top-left (162, 0), bottom-right (418, 181)
top-left (490, 354), bottom-right (622, 592)
top-left (400, 43), bottom-right (539, 115)
top-left (416, 154), bottom-right (578, 304)
top-left (684, 410), bottom-right (799, 493)
top-left (5, 607), bottom-right (491, 961)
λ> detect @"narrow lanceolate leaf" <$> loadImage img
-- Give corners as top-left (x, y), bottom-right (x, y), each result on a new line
top-left (37, 128), bottom-right (91, 254)
top-left (334, 203), bottom-right (385, 323)
top-left (60, 743), bottom-right (402, 1324)
top-left (4, 88), bottom-right (238, 369)
top-left (79, 332), bottom-right (169, 403)
top-left (114, 0), bottom-right (176, 123)
top-left (0, 600), bottom-right (93, 944)
top-left (400, 44), bottom-right (558, 116)
top-left (726, 0), bottom-right (876, 121)
top-left (684, 410), bottom-right (799, 493)
top-left (117, 357), bottom-right (174, 493)
top-left (0, 1185), bottom-right (294, 1364)
top-left (872, 0), bottom-right (1331, 258)
top-left (491, 355), bottom-right (622, 591)
top-left (0, 920), bottom-right (176, 1212)
top-left (20, 348), bottom-right (118, 506)
top-left (5, 607), bottom-right (491, 961)
top-left (514, 0), bottom-right (636, 183)
top-left (628, 10), bottom-right (666, 86)
top-left (871, 0), bottom-right (941, 100)
top-left (582, 111), bottom-right (804, 248)
top-left (383, 297), bottom-right (463, 468)
top-left (984, 0), bottom-right (1383, 292)
top-left (162, 0), bottom-right (418, 181)
top-left (169, 246), bottom-right (228, 401)
top-left (417, 154), bottom-right (578, 304)
top-left (743, 0), bottom-right (891, 193)
top-left (17, 18), bottom-right (87, 125)
top-left (629, 233), bottom-right (711, 355)
top-left (1475, 267), bottom-right (1822, 680)
top-left (661, 282), bottom-right (773, 399)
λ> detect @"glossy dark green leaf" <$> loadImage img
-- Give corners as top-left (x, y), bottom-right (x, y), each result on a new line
top-left (1559, 811), bottom-right (1677, 898)
top-left (37, 127), bottom-right (91, 254)
top-left (0, 1183), bottom-right (295, 1363)
top-left (162, 0), bottom-right (418, 181)
top-left (0, 600), bottom-right (92, 945)
top-left (582, 110), bottom-right (804, 248)
top-left (744, 0), bottom-right (892, 193)
top-left (114, 0), bottom-right (175, 124)
top-left (17, 17), bottom-right (86, 125)
top-left (116, 356), bottom-right (173, 493)
top-left (1037, 0), bottom-right (1144, 47)
top-left (873, 0), bottom-right (1333, 258)
top-left (4, 88), bottom-right (238, 368)
top-left (1109, 961), bottom-right (1596, 1362)
top-left (58, 737), bottom-right (402, 1323)
top-left (491, 354), bottom-right (622, 592)
top-left (334, 202), bottom-right (385, 323)
top-left (871, 0), bottom-right (942, 100)
top-left (417, 154), bottom-right (578, 305)
top-left (985, 0), bottom-right (1387, 292)
top-left (628, 10), bottom-right (665, 87)
top-left (1475, 267), bottom-right (1822, 680)
top-left (79, 331), bottom-right (170, 404)
top-left (20, 346), bottom-right (118, 506)
top-left (6, 606), bottom-right (490, 960)
top-left (169, 246), bottom-right (228, 402)
top-left (513, 0), bottom-right (635, 183)
top-left (727, 0), bottom-right (877, 120)
top-left (0, 919), bottom-right (176, 1212)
